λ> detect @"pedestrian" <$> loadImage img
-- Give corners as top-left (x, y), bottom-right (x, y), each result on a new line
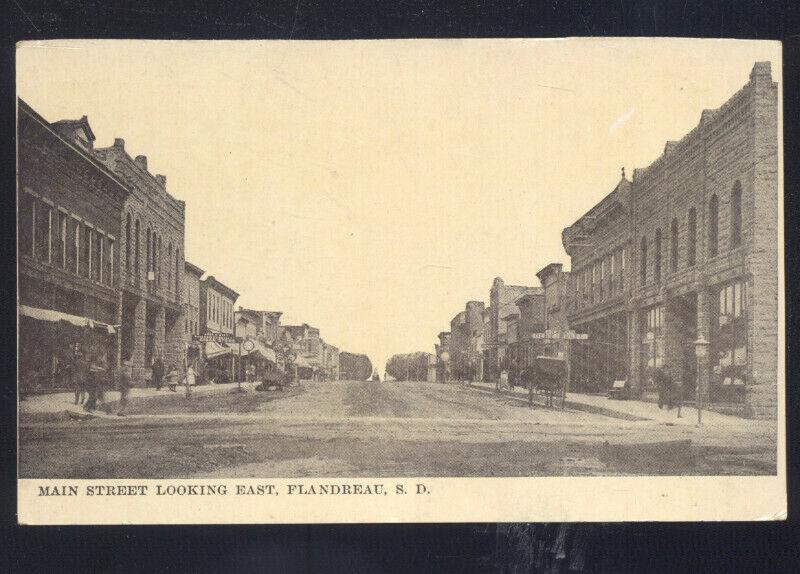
top-left (499, 369), bottom-right (509, 391)
top-left (165, 365), bottom-right (179, 392)
top-left (673, 379), bottom-right (684, 418)
top-left (72, 344), bottom-right (88, 406)
top-left (152, 356), bottom-right (165, 390)
top-left (185, 364), bottom-right (197, 388)
top-left (117, 359), bottom-right (133, 416)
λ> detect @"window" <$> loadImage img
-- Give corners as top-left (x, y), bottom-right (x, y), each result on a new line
top-left (731, 181), bottom-right (742, 248)
top-left (641, 305), bottom-right (665, 371)
top-left (146, 228), bottom-right (152, 277)
top-left (69, 218), bottom-right (80, 274)
top-left (640, 236), bottom-right (647, 286)
top-left (81, 225), bottom-right (91, 278)
top-left (708, 194), bottom-right (719, 258)
top-left (92, 230), bottom-right (102, 282)
top-left (654, 228), bottom-right (662, 283)
top-left (687, 207), bottom-right (697, 267)
top-left (610, 253), bottom-right (616, 295)
top-left (713, 280), bottom-right (748, 388)
top-left (108, 237), bottom-right (115, 286)
top-left (620, 247), bottom-right (626, 291)
top-left (125, 214), bottom-right (132, 273)
top-left (670, 218), bottom-right (678, 272)
top-left (175, 249), bottom-right (180, 294)
top-left (157, 236), bottom-right (162, 286)
top-left (59, 212), bottom-right (67, 269)
top-left (134, 219), bottom-right (141, 281)
top-left (35, 200), bottom-right (51, 263)
top-left (19, 192), bottom-right (35, 256)
top-left (167, 243), bottom-right (173, 292)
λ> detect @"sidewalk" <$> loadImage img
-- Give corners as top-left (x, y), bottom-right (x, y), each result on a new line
top-left (466, 381), bottom-right (770, 428)
top-left (19, 381), bottom-right (253, 416)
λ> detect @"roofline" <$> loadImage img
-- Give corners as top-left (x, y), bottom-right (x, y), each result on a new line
top-left (18, 98), bottom-right (132, 200)
top-left (202, 275), bottom-right (240, 300)
top-left (535, 262), bottom-right (564, 282)
top-left (184, 260), bottom-right (205, 277)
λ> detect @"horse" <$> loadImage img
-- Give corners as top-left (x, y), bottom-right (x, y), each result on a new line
top-left (520, 358), bottom-right (567, 408)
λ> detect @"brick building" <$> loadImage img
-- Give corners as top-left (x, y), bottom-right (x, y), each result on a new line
top-left (199, 275), bottom-right (239, 381)
top-left (487, 277), bottom-right (541, 381)
top-left (561, 62), bottom-right (779, 418)
top-left (236, 308), bottom-right (283, 344)
top-left (93, 138), bottom-right (186, 383)
top-left (562, 174), bottom-right (633, 393)
top-left (535, 263), bottom-right (572, 358)
top-left (628, 61), bottom-right (779, 418)
top-left (18, 100), bottom-right (129, 390)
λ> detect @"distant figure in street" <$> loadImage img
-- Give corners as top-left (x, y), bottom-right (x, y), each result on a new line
top-left (151, 356), bottom-right (165, 390)
top-left (185, 365), bottom-right (197, 388)
top-left (72, 345), bottom-right (88, 406)
top-left (116, 360), bottom-right (133, 416)
top-left (673, 380), bottom-right (684, 418)
top-left (84, 358), bottom-right (106, 411)
top-left (499, 369), bottom-right (509, 391)
top-left (165, 365), bottom-right (179, 392)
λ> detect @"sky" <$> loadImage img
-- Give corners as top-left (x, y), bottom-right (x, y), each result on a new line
top-left (17, 39), bottom-right (781, 372)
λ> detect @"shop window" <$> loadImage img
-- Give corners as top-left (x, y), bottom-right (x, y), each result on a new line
top-left (687, 207), bottom-right (697, 267)
top-left (19, 192), bottom-right (35, 257)
top-left (641, 305), bottom-right (665, 371)
top-left (708, 194), bottom-right (719, 258)
top-left (713, 281), bottom-right (748, 388)
top-left (670, 218), bottom-right (679, 272)
top-left (654, 229), bottom-right (662, 283)
top-left (731, 181), bottom-right (742, 248)
top-left (640, 236), bottom-right (647, 286)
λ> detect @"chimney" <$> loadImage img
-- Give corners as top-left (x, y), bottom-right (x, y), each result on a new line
top-left (113, 138), bottom-right (125, 150)
top-left (155, 174), bottom-right (166, 187)
top-left (134, 155), bottom-right (148, 171)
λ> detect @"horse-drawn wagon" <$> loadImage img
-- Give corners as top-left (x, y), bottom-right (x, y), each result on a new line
top-left (519, 356), bottom-right (568, 408)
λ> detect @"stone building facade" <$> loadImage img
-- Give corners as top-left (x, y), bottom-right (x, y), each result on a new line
top-left (628, 61), bottom-right (779, 418)
top-left (94, 139), bottom-right (186, 383)
top-left (562, 175), bottom-right (633, 393)
top-left (561, 62), bottom-right (779, 418)
top-left (18, 100), bottom-right (129, 389)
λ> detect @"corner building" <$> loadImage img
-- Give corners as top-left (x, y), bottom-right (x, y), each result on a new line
top-left (562, 62), bottom-right (779, 418)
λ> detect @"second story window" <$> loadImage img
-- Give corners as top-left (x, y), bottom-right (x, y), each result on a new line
top-left (708, 194), bottom-right (719, 258)
top-left (731, 181), bottom-right (742, 248)
top-left (654, 228), bottom-right (662, 283)
top-left (670, 218), bottom-right (679, 272)
top-left (640, 236), bottom-right (647, 286)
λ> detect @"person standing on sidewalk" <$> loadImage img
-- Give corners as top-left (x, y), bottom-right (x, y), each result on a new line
top-left (116, 360), bottom-right (133, 416)
top-left (151, 356), bottom-right (165, 390)
top-left (72, 344), bottom-right (88, 406)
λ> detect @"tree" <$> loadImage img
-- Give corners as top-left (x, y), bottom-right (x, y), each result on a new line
top-left (386, 352), bottom-right (431, 381)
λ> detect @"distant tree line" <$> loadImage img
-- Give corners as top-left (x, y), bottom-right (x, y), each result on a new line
top-left (385, 352), bottom-right (431, 381)
top-left (339, 352), bottom-right (373, 381)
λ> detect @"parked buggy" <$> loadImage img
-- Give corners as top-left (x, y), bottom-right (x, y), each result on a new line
top-left (519, 356), bottom-right (568, 408)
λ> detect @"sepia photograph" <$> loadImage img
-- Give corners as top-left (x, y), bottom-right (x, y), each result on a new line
top-left (15, 38), bottom-right (784, 523)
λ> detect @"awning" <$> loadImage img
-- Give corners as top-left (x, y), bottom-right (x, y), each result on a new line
top-left (205, 341), bottom-right (231, 360)
top-left (19, 304), bottom-right (118, 333)
top-left (225, 339), bottom-right (278, 363)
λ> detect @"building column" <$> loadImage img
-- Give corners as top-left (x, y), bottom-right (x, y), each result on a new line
top-left (628, 307), bottom-right (642, 395)
top-left (664, 299), bottom-right (683, 385)
top-left (696, 287), bottom-right (713, 405)
top-left (132, 298), bottom-right (147, 383)
top-left (154, 305), bottom-right (166, 363)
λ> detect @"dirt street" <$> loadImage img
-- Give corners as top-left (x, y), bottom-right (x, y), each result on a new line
top-left (19, 380), bottom-right (776, 478)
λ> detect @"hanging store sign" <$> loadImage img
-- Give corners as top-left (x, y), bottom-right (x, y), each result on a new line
top-left (193, 332), bottom-right (239, 344)
top-left (530, 330), bottom-right (588, 340)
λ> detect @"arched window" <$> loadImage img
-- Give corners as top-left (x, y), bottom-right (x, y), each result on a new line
top-left (731, 181), bottom-right (742, 248)
top-left (640, 236), bottom-right (647, 286)
top-left (157, 235), bottom-right (162, 286)
top-left (654, 229), bottom-right (662, 283)
top-left (175, 248), bottom-right (180, 294)
top-left (146, 227), bottom-right (152, 279)
top-left (134, 219), bottom-right (140, 280)
top-left (125, 214), bottom-right (132, 273)
top-left (687, 208), bottom-right (697, 267)
top-left (670, 218), bottom-right (679, 272)
top-left (167, 242), bottom-right (173, 292)
top-left (708, 194), bottom-right (719, 258)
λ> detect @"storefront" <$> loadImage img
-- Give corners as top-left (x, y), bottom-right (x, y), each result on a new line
top-left (18, 305), bottom-right (119, 393)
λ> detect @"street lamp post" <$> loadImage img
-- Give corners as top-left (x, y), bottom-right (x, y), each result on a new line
top-left (694, 336), bottom-right (710, 425)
